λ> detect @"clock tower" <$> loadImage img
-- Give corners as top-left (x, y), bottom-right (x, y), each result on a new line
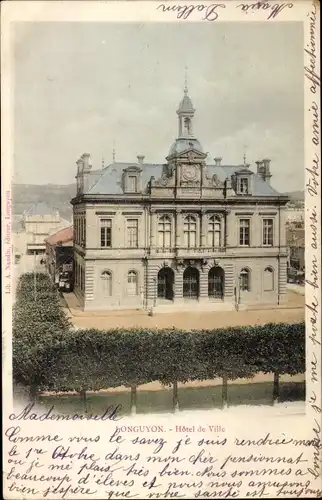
top-left (164, 81), bottom-right (207, 189)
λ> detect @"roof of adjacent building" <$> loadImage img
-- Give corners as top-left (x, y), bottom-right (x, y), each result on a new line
top-left (24, 202), bottom-right (57, 216)
top-left (45, 225), bottom-right (73, 246)
top-left (85, 162), bottom-right (280, 197)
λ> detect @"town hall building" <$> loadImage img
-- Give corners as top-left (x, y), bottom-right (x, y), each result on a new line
top-left (71, 85), bottom-right (290, 312)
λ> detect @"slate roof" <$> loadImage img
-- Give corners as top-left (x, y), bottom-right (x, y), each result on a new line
top-left (87, 162), bottom-right (164, 196)
top-left (25, 202), bottom-right (56, 216)
top-left (85, 162), bottom-right (280, 197)
top-left (178, 94), bottom-right (194, 113)
top-left (168, 138), bottom-right (204, 155)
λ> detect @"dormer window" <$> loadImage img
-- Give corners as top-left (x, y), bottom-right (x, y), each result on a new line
top-left (128, 175), bottom-right (138, 193)
top-left (240, 178), bottom-right (249, 194)
top-left (234, 169), bottom-right (253, 195)
top-left (123, 166), bottom-right (142, 194)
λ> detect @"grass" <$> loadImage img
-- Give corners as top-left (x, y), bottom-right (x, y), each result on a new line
top-left (37, 381), bottom-right (305, 416)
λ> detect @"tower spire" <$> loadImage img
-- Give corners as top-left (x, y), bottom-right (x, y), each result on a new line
top-left (184, 65), bottom-right (188, 94)
top-left (243, 144), bottom-right (248, 166)
top-left (112, 140), bottom-right (116, 163)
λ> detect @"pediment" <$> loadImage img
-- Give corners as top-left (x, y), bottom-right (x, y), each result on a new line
top-left (166, 148), bottom-right (207, 161)
top-left (123, 165), bottom-right (142, 173)
top-left (236, 168), bottom-right (253, 175)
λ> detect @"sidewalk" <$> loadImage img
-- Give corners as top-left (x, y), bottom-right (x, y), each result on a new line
top-left (62, 290), bottom-right (304, 319)
top-left (287, 283), bottom-right (305, 295)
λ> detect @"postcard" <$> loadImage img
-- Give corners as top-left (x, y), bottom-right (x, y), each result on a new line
top-left (1, 0), bottom-right (321, 498)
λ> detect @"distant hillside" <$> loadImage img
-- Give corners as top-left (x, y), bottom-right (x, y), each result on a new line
top-left (12, 183), bottom-right (75, 221)
top-left (282, 190), bottom-right (304, 201)
top-left (12, 184), bottom-right (305, 219)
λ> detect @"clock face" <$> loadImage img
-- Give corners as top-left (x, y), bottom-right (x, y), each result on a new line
top-left (183, 164), bottom-right (197, 181)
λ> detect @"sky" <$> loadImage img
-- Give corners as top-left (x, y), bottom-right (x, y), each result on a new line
top-left (13, 21), bottom-right (304, 191)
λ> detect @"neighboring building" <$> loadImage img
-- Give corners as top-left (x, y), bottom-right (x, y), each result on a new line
top-left (71, 85), bottom-right (290, 312)
top-left (13, 203), bottom-right (71, 276)
top-left (286, 221), bottom-right (305, 271)
top-left (45, 225), bottom-right (74, 284)
top-left (285, 205), bottom-right (304, 224)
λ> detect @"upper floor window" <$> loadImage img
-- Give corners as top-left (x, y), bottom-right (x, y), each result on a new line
top-left (127, 219), bottom-right (139, 248)
top-left (263, 218), bottom-right (274, 246)
top-left (100, 219), bottom-right (112, 248)
top-left (101, 270), bottom-right (112, 296)
top-left (239, 219), bottom-right (250, 246)
top-left (208, 216), bottom-right (221, 247)
top-left (240, 178), bottom-right (249, 194)
top-left (240, 268), bottom-right (250, 291)
top-left (128, 175), bottom-right (138, 193)
top-left (183, 215), bottom-right (197, 248)
top-left (127, 270), bottom-right (138, 296)
top-left (158, 215), bottom-right (171, 248)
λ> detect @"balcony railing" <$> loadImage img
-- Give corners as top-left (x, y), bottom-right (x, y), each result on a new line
top-left (154, 247), bottom-right (226, 255)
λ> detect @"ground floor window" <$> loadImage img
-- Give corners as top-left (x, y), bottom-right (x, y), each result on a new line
top-left (127, 270), bottom-right (138, 296)
top-left (239, 268), bottom-right (250, 291)
top-left (263, 267), bottom-right (274, 291)
top-left (208, 266), bottom-right (224, 299)
top-left (101, 270), bottom-right (112, 296)
top-left (183, 267), bottom-right (199, 299)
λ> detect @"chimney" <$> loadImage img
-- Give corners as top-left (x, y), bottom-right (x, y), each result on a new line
top-left (75, 158), bottom-right (84, 195)
top-left (257, 159), bottom-right (272, 185)
top-left (82, 153), bottom-right (92, 171)
top-left (81, 153), bottom-right (92, 193)
top-left (137, 155), bottom-right (145, 165)
top-left (214, 157), bottom-right (222, 166)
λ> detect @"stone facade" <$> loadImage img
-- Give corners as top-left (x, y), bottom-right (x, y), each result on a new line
top-left (71, 87), bottom-right (289, 312)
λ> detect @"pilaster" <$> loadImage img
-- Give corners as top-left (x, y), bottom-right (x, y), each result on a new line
top-left (224, 262), bottom-right (234, 299)
top-left (200, 210), bottom-right (207, 247)
top-left (174, 267), bottom-right (183, 300)
top-left (199, 268), bottom-right (208, 298)
top-left (150, 209), bottom-right (157, 248)
top-left (175, 210), bottom-right (182, 247)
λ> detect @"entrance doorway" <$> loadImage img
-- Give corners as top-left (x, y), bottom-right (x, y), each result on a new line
top-left (157, 267), bottom-right (174, 301)
top-left (208, 266), bottom-right (224, 299)
top-left (183, 267), bottom-right (199, 299)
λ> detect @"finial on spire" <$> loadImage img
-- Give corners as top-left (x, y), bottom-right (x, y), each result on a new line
top-left (243, 144), bottom-right (248, 166)
top-left (184, 65), bottom-right (188, 94)
top-left (112, 140), bottom-right (116, 163)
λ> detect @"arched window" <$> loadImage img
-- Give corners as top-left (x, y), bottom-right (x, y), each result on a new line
top-left (208, 266), bottom-right (224, 299)
top-left (263, 267), bottom-right (274, 291)
top-left (183, 215), bottom-right (197, 248)
top-left (101, 270), bottom-right (112, 296)
top-left (127, 270), bottom-right (138, 296)
top-left (240, 268), bottom-right (250, 291)
top-left (157, 267), bottom-right (174, 300)
top-left (158, 215), bottom-right (171, 248)
top-left (208, 216), bottom-right (221, 247)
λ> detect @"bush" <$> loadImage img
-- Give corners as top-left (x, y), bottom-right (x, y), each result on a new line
top-left (44, 323), bottom-right (305, 395)
top-left (13, 272), bottom-right (72, 395)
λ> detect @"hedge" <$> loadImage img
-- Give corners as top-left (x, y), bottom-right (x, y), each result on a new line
top-left (43, 323), bottom-right (305, 412)
top-left (13, 272), bottom-right (72, 398)
top-left (12, 273), bottom-right (305, 412)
